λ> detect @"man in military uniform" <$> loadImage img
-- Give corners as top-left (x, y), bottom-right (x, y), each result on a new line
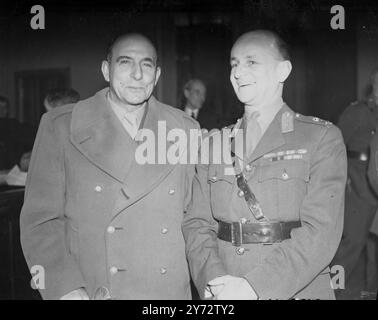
top-left (182, 30), bottom-right (347, 300)
top-left (332, 67), bottom-right (378, 299)
top-left (20, 33), bottom-right (198, 299)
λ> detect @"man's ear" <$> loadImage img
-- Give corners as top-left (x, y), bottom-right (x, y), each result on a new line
top-left (154, 66), bottom-right (161, 86)
top-left (101, 60), bottom-right (110, 82)
top-left (276, 60), bottom-right (292, 83)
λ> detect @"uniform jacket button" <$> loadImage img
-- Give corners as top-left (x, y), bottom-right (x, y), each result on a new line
top-left (245, 164), bottom-right (252, 172)
top-left (236, 247), bottom-right (245, 255)
top-left (95, 185), bottom-right (102, 192)
top-left (282, 172), bottom-right (289, 180)
top-left (238, 190), bottom-right (244, 197)
top-left (168, 189), bottom-right (175, 195)
top-left (109, 266), bottom-right (118, 275)
top-left (211, 176), bottom-right (217, 181)
top-left (107, 226), bottom-right (115, 234)
top-left (160, 267), bottom-right (167, 275)
top-left (161, 227), bottom-right (168, 234)
top-left (240, 218), bottom-right (247, 224)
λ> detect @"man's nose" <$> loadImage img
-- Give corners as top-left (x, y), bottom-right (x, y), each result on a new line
top-left (233, 65), bottom-right (242, 79)
top-left (131, 63), bottom-right (143, 80)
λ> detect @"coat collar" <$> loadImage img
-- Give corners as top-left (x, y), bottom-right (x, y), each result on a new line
top-left (70, 88), bottom-right (177, 186)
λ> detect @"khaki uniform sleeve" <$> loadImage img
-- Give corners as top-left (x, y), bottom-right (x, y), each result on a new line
top-left (244, 126), bottom-right (347, 299)
top-left (20, 114), bottom-right (85, 300)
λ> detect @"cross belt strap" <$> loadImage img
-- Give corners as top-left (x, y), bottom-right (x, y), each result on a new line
top-left (217, 220), bottom-right (301, 246)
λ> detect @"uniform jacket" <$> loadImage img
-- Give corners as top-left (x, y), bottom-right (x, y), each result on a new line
top-left (182, 104), bottom-right (347, 300)
top-left (338, 96), bottom-right (378, 204)
top-left (20, 88), bottom-right (199, 300)
top-left (368, 129), bottom-right (378, 235)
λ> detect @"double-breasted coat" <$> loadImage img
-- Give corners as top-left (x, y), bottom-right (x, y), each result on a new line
top-left (182, 104), bottom-right (347, 300)
top-left (20, 88), bottom-right (198, 300)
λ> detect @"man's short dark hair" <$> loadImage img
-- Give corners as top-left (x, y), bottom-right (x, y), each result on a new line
top-left (45, 88), bottom-right (80, 109)
top-left (106, 33), bottom-right (159, 65)
top-left (272, 31), bottom-right (291, 61)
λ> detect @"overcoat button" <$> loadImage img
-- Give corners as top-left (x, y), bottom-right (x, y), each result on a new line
top-left (109, 266), bottom-right (118, 275)
top-left (245, 164), bottom-right (252, 172)
top-left (282, 172), bottom-right (289, 180)
top-left (107, 226), bottom-right (115, 234)
top-left (161, 228), bottom-right (168, 234)
top-left (238, 190), bottom-right (244, 197)
top-left (160, 267), bottom-right (167, 275)
top-left (211, 176), bottom-right (217, 181)
top-left (168, 189), bottom-right (175, 195)
top-left (95, 185), bottom-right (102, 192)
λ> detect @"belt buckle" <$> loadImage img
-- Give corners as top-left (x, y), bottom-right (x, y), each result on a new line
top-left (231, 221), bottom-right (243, 247)
top-left (258, 220), bottom-right (281, 245)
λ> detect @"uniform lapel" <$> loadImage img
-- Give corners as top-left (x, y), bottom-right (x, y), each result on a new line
top-left (70, 88), bottom-right (136, 183)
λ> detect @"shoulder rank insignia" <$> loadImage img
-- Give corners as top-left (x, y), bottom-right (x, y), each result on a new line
top-left (281, 111), bottom-right (294, 133)
top-left (294, 113), bottom-right (333, 128)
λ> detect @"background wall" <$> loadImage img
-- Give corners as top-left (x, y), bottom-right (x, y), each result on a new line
top-left (0, 1), bottom-right (377, 127)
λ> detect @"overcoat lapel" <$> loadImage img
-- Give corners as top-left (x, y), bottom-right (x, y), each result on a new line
top-left (70, 88), bottom-right (136, 183)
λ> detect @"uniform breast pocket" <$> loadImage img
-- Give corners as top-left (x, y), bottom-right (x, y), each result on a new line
top-left (258, 160), bottom-right (310, 219)
top-left (208, 165), bottom-right (235, 214)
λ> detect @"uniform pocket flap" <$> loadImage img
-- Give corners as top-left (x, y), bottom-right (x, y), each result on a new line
top-left (208, 165), bottom-right (235, 184)
top-left (258, 160), bottom-right (310, 182)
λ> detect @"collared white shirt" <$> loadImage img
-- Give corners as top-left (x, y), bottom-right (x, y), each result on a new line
top-left (184, 106), bottom-right (199, 120)
top-left (107, 93), bottom-right (145, 140)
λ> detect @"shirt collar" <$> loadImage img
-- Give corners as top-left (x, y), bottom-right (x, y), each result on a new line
top-left (107, 90), bottom-right (146, 126)
top-left (244, 97), bottom-right (284, 134)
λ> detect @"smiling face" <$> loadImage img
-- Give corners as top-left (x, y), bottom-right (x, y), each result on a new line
top-left (230, 33), bottom-right (290, 107)
top-left (102, 35), bottom-right (161, 108)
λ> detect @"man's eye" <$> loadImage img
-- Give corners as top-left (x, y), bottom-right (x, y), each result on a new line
top-left (142, 63), bottom-right (153, 68)
top-left (231, 63), bottom-right (237, 68)
top-left (247, 60), bottom-right (257, 66)
top-left (119, 59), bottom-right (130, 65)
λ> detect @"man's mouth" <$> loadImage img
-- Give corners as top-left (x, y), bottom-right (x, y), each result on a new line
top-left (238, 83), bottom-right (253, 88)
top-left (127, 86), bottom-right (144, 90)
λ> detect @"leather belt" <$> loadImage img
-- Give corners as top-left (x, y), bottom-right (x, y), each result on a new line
top-left (218, 220), bottom-right (301, 246)
top-left (347, 150), bottom-right (369, 162)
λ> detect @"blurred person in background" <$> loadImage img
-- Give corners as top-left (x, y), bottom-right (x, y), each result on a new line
top-left (332, 66), bottom-right (378, 299)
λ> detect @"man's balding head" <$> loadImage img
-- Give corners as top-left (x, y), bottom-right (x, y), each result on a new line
top-left (230, 29), bottom-right (292, 107)
top-left (101, 32), bottom-right (161, 109)
top-left (232, 30), bottom-right (290, 62)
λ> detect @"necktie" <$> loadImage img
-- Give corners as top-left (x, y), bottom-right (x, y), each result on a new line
top-left (245, 111), bottom-right (262, 158)
top-left (124, 113), bottom-right (138, 139)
